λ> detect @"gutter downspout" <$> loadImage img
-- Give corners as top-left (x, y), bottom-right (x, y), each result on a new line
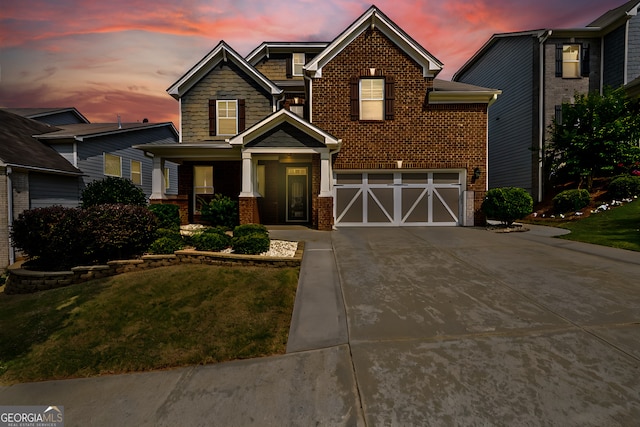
top-left (304, 74), bottom-right (313, 123)
top-left (6, 166), bottom-right (14, 265)
top-left (538, 30), bottom-right (552, 203)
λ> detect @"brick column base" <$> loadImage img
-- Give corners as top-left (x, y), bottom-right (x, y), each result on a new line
top-left (316, 197), bottom-right (333, 231)
top-left (239, 197), bottom-right (260, 225)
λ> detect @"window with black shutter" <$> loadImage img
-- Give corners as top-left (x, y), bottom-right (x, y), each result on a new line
top-left (208, 99), bottom-right (216, 136)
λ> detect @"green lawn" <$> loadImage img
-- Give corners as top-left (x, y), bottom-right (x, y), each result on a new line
top-left (0, 264), bottom-right (299, 385)
top-left (556, 199), bottom-right (640, 251)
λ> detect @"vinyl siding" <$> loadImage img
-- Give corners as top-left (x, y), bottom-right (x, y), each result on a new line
top-left (51, 143), bottom-right (76, 166)
top-left (31, 111), bottom-right (85, 126)
top-left (29, 173), bottom-right (81, 208)
top-left (603, 25), bottom-right (626, 88)
top-left (77, 126), bottom-right (178, 198)
top-left (628, 14), bottom-right (640, 83)
top-left (455, 36), bottom-right (536, 194)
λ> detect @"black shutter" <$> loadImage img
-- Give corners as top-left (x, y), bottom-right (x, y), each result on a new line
top-left (208, 99), bottom-right (216, 136)
top-left (286, 56), bottom-right (293, 78)
top-left (555, 44), bottom-right (563, 77)
top-left (238, 99), bottom-right (246, 132)
top-left (554, 105), bottom-right (562, 125)
top-left (581, 44), bottom-right (590, 77)
top-left (350, 76), bottom-right (359, 121)
top-left (385, 76), bottom-right (395, 120)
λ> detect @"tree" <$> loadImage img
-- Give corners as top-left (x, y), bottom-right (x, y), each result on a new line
top-left (81, 176), bottom-right (147, 208)
top-left (548, 87), bottom-right (640, 190)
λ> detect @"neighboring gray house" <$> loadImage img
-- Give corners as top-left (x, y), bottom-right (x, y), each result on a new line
top-left (0, 110), bottom-right (84, 268)
top-left (3, 107), bottom-right (90, 126)
top-left (453, 0), bottom-right (640, 201)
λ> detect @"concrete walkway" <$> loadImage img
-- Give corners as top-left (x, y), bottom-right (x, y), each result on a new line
top-left (1, 225), bottom-right (639, 426)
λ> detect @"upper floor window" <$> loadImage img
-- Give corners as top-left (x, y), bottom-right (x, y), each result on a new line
top-left (556, 43), bottom-right (589, 78)
top-left (292, 53), bottom-right (305, 76)
top-left (350, 71), bottom-right (395, 121)
top-left (104, 153), bottom-right (122, 177)
top-left (209, 99), bottom-right (245, 136)
top-left (360, 78), bottom-right (385, 120)
top-left (130, 159), bottom-right (142, 185)
top-left (217, 100), bottom-right (237, 135)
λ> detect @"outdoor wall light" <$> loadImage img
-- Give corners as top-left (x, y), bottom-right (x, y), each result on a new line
top-left (473, 167), bottom-right (481, 181)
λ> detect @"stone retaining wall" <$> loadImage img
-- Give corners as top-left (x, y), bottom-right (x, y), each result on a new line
top-left (4, 243), bottom-right (303, 295)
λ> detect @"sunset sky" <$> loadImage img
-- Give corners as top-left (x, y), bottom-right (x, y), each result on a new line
top-left (0, 0), bottom-right (621, 126)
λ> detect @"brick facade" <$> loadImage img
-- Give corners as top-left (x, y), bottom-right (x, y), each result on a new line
top-left (312, 28), bottom-right (488, 213)
top-left (239, 197), bottom-right (260, 224)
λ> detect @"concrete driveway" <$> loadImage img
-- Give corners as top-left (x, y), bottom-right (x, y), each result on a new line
top-left (1, 225), bottom-right (639, 426)
top-left (333, 226), bottom-right (640, 426)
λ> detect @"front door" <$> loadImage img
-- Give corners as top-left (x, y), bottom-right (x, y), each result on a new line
top-left (286, 167), bottom-right (309, 222)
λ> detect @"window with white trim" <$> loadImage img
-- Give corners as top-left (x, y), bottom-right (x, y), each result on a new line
top-left (292, 53), bottom-right (305, 76)
top-left (360, 78), bottom-right (384, 120)
top-left (130, 160), bottom-right (142, 185)
top-left (216, 100), bottom-right (237, 135)
top-left (194, 165), bottom-right (214, 213)
top-left (164, 167), bottom-right (170, 189)
top-left (104, 153), bottom-right (122, 177)
top-left (562, 44), bottom-right (580, 78)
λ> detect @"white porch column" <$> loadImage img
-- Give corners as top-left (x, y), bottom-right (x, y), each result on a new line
top-left (151, 156), bottom-right (166, 200)
top-left (319, 150), bottom-right (332, 197)
top-left (239, 151), bottom-right (255, 197)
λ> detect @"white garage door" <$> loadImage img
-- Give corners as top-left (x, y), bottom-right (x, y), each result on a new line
top-left (334, 171), bottom-right (462, 226)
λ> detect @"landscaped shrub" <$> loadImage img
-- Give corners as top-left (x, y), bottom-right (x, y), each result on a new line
top-left (200, 194), bottom-right (238, 229)
top-left (148, 228), bottom-right (184, 254)
top-left (481, 187), bottom-right (533, 226)
top-left (148, 204), bottom-right (181, 230)
top-left (608, 176), bottom-right (640, 199)
top-left (233, 223), bottom-right (269, 238)
top-left (81, 177), bottom-right (147, 208)
top-left (82, 204), bottom-right (158, 263)
top-left (552, 189), bottom-right (591, 213)
top-left (10, 206), bottom-right (88, 270)
top-left (192, 232), bottom-right (230, 252)
top-left (232, 233), bottom-right (271, 255)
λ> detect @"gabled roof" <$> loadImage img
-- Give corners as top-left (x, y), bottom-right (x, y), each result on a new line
top-left (35, 122), bottom-right (179, 142)
top-left (0, 110), bottom-right (82, 175)
top-left (2, 107), bottom-right (90, 124)
top-left (305, 5), bottom-right (443, 78)
top-left (167, 41), bottom-right (283, 99)
top-left (588, 0), bottom-right (639, 29)
top-left (228, 109), bottom-right (341, 149)
top-left (245, 42), bottom-right (330, 66)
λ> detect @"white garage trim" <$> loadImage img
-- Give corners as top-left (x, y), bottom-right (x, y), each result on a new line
top-left (334, 170), bottom-right (464, 226)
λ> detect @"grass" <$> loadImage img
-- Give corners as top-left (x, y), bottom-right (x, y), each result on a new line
top-left (0, 264), bottom-right (299, 385)
top-left (556, 199), bottom-right (640, 251)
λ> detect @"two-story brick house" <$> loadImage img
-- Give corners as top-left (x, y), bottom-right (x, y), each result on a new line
top-left (453, 0), bottom-right (640, 202)
top-left (136, 5), bottom-right (500, 230)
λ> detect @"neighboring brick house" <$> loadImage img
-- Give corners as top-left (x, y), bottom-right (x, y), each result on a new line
top-left (137, 6), bottom-right (500, 229)
top-left (453, 0), bottom-right (640, 201)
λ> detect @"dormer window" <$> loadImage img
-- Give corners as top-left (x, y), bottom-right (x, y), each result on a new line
top-left (292, 53), bottom-right (305, 76)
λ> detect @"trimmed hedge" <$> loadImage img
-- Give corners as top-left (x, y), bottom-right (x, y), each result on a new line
top-left (233, 223), bottom-right (269, 238)
top-left (192, 232), bottom-right (231, 252)
top-left (148, 204), bottom-right (181, 230)
top-left (608, 176), bottom-right (640, 199)
top-left (148, 228), bottom-right (184, 254)
top-left (81, 177), bottom-right (147, 208)
top-left (232, 233), bottom-right (271, 255)
top-left (552, 189), bottom-right (591, 213)
top-left (481, 187), bottom-right (533, 226)
top-left (200, 194), bottom-right (239, 229)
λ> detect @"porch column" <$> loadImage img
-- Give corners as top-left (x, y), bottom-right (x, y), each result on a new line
top-left (151, 156), bottom-right (166, 200)
top-left (319, 151), bottom-right (332, 197)
top-left (239, 151), bottom-right (255, 197)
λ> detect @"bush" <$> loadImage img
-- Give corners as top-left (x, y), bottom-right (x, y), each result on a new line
top-left (148, 204), bottom-right (181, 230)
top-left (148, 228), bottom-right (184, 254)
top-left (608, 176), bottom-right (640, 199)
top-left (481, 187), bottom-right (533, 226)
top-left (552, 189), bottom-right (591, 213)
top-left (192, 232), bottom-right (230, 252)
top-left (232, 233), bottom-right (271, 255)
top-left (233, 223), bottom-right (269, 238)
top-left (82, 204), bottom-right (158, 263)
top-left (200, 194), bottom-right (238, 229)
top-left (10, 206), bottom-right (88, 270)
top-left (81, 177), bottom-right (147, 208)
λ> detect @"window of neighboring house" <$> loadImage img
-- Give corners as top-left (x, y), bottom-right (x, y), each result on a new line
top-left (164, 167), bottom-right (170, 190)
top-left (562, 44), bottom-right (580, 78)
top-left (360, 78), bottom-right (384, 120)
top-left (131, 160), bottom-right (142, 185)
top-left (104, 153), bottom-right (122, 177)
top-left (290, 104), bottom-right (304, 118)
top-left (194, 165), bottom-right (214, 213)
top-left (292, 53), bottom-right (305, 76)
top-left (217, 100), bottom-right (237, 135)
